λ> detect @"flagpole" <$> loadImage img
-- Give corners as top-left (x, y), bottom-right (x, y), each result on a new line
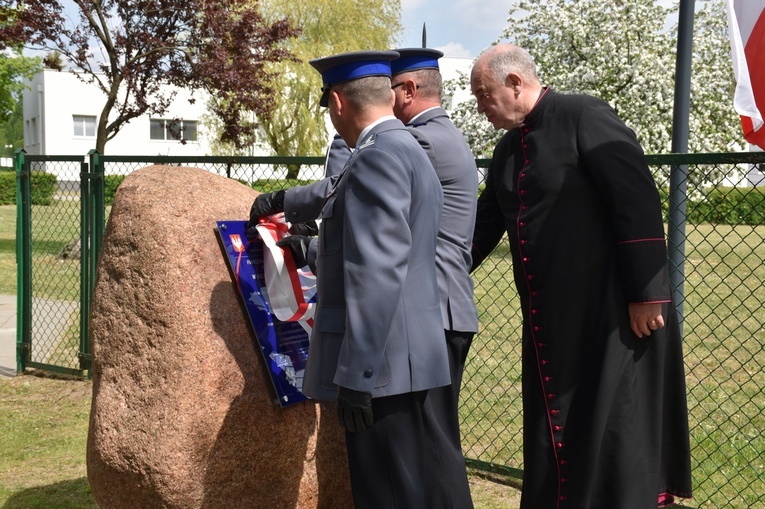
top-left (669, 0), bottom-right (695, 331)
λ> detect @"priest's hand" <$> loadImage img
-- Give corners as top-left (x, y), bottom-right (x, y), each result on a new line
top-left (628, 302), bottom-right (664, 338)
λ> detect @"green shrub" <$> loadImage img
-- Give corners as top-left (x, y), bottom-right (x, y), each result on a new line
top-left (30, 172), bottom-right (57, 205)
top-left (689, 187), bottom-right (765, 225)
top-left (0, 173), bottom-right (14, 205)
top-left (104, 175), bottom-right (126, 205)
top-left (0, 171), bottom-right (58, 205)
top-left (649, 185), bottom-right (764, 225)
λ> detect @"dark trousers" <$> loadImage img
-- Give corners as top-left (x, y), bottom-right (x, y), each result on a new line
top-left (344, 330), bottom-right (474, 509)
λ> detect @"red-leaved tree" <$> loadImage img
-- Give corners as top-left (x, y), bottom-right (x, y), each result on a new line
top-left (0, 0), bottom-right (298, 152)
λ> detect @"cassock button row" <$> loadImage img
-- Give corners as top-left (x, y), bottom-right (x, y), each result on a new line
top-left (554, 425), bottom-right (562, 431)
top-left (363, 369), bottom-right (373, 378)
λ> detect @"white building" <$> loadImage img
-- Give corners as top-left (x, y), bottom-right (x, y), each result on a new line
top-left (22, 69), bottom-right (218, 160)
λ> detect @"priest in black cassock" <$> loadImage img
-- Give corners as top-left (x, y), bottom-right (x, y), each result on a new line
top-left (469, 43), bottom-right (693, 509)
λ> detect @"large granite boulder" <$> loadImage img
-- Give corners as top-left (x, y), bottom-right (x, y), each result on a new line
top-left (86, 165), bottom-right (352, 509)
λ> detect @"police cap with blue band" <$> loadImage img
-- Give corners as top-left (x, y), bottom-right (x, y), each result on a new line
top-left (391, 48), bottom-right (444, 75)
top-left (310, 50), bottom-right (400, 107)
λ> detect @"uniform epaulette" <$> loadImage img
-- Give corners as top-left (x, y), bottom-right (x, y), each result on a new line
top-left (357, 136), bottom-right (376, 150)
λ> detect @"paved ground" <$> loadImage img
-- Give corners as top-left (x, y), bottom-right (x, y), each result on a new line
top-left (0, 294), bottom-right (16, 377)
top-left (0, 295), bottom-right (80, 378)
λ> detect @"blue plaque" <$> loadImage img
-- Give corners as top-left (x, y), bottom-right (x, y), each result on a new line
top-left (215, 220), bottom-right (311, 407)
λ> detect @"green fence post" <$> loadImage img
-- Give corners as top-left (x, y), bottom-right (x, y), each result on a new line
top-left (14, 149), bottom-right (30, 374)
top-left (92, 150), bottom-right (105, 274)
top-left (79, 154), bottom-right (91, 374)
top-left (78, 149), bottom-right (103, 374)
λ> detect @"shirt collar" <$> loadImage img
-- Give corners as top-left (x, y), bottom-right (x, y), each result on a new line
top-left (357, 115), bottom-right (396, 147)
top-left (409, 106), bottom-right (440, 124)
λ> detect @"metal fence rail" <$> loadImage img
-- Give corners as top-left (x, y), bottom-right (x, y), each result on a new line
top-left (15, 150), bottom-right (765, 508)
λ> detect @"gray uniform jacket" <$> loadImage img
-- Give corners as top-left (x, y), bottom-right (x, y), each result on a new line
top-left (323, 133), bottom-right (351, 178)
top-left (301, 118), bottom-right (450, 401)
top-left (285, 108), bottom-right (479, 333)
top-left (407, 107), bottom-right (478, 333)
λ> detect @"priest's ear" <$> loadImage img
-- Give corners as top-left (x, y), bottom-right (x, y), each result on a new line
top-left (506, 72), bottom-right (523, 95)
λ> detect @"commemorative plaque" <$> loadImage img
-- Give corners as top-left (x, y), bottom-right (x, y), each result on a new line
top-left (215, 220), bottom-right (312, 407)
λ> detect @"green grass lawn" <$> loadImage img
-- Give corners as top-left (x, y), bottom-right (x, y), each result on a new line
top-left (0, 205), bottom-right (17, 294)
top-left (0, 204), bottom-right (521, 508)
top-left (3, 200), bottom-right (764, 508)
top-left (0, 202), bottom-right (83, 298)
top-left (0, 373), bottom-right (520, 508)
top-left (462, 226), bottom-right (765, 508)
top-left (0, 374), bottom-right (96, 509)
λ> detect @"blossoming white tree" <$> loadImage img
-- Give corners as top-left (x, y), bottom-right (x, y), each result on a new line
top-left (448, 0), bottom-right (741, 157)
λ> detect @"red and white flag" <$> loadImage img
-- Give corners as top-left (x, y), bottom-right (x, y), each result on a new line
top-left (726, 0), bottom-right (765, 149)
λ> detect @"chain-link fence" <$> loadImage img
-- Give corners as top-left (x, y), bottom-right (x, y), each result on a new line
top-left (14, 152), bottom-right (328, 375)
top-left (14, 151), bottom-right (765, 508)
top-left (15, 155), bottom-right (87, 375)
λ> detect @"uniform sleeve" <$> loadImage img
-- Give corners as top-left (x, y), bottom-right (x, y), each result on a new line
top-left (406, 127), bottom-right (435, 166)
top-left (333, 148), bottom-right (413, 392)
top-left (324, 134), bottom-right (352, 178)
top-left (283, 177), bottom-right (336, 224)
top-left (577, 100), bottom-right (671, 302)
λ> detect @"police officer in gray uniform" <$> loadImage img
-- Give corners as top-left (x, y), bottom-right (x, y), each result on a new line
top-left (389, 47), bottom-right (479, 508)
top-left (249, 50), bottom-right (479, 508)
top-left (304, 50), bottom-right (452, 508)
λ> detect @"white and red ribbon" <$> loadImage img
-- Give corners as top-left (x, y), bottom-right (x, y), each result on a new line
top-left (255, 215), bottom-right (316, 331)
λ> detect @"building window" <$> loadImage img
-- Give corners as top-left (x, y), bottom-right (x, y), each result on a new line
top-left (73, 115), bottom-right (96, 137)
top-left (150, 119), bottom-right (198, 142)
